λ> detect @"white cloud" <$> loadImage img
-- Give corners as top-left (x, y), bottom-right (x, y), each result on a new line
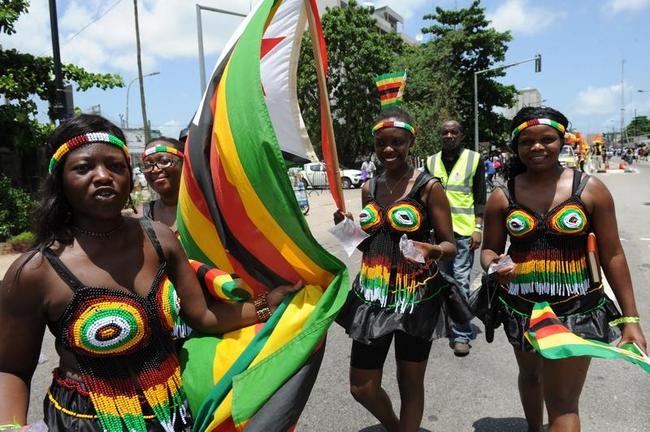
top-left (5, 0), bottom-right (250, 75)
top-left (571, 84), bottom-right (623, 116)
top-left (486, 0), bottom-right (567, 36)
top-left (604, 0), bottom-right (650, 13)
top-left (372, 0), bottom-right (432, 21)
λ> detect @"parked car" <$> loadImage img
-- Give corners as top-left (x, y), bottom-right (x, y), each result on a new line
top-left (300, 162), bottom-right (362, 189)
top-left (558, 145), bottom-right (578, 168)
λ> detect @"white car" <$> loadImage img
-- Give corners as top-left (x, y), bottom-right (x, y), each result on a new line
top-left (558, 145), bottom-right (578, 168)
top-left (300, 162), bottom-right (362, 189)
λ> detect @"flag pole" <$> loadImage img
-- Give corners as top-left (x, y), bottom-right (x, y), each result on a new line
top-left (303, 0), bottom-right (345, 212)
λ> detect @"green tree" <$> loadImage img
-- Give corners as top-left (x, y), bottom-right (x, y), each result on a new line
top-left (393, 40), bottom-right (463, 159)
top-left (1, 0), bottom-right (123, 189)
top-left (626, 115), bottom-right (650, 138)
top-left (421, 0), bottom-right (517, 149)
top-left (298, 0), bottom-right (404, 166)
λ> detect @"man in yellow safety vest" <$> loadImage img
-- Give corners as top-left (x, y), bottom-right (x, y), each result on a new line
top-left (425, 120), bottom-right (487, 357)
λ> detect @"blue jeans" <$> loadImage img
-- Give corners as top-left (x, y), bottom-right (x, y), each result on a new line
top-left (439, 234), bottom-right (475, 344)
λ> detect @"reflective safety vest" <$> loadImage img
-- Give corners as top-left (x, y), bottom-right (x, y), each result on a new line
top-left (426, 149), bottom-right (480, 236)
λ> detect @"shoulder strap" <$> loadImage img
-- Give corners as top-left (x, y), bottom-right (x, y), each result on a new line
top-left (140, 218), bottom-right (166, 262)
top-left (42, 248), bottom-right (86, 292)
top-left (572, 170), bottom-right (591, 197)
top-left (407, 170), bottom-right (435, 198)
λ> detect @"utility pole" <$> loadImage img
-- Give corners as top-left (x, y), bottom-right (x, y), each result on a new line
top-left (133, 0), bottom-right (151, 143)
top-left (48, 0), bottom-right (66, 120)
top-left (620, 59), bottom-right (625, 146)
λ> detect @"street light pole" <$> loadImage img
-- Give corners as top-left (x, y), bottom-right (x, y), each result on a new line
top-left (125, 72), bottom-right (159, 128)
top-left (196, 4), bottom-right (247, 94)
top-left (473, 54), bottom-right (542, 152)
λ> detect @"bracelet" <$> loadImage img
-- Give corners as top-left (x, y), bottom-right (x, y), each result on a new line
top-left (0, 424), bottom-right (21, 431)
top-left (253, 292), bottom-right (272, 322)
top-left (609, 316), bottom-right (641, 327)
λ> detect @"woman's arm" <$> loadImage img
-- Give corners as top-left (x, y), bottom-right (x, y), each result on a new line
top-left (584, 177), bottom-right (647, 351)
top-left (412, 179), bottom-right (456, 261)
top-left (0, 254), bottom-right (48, 425)
top-left (480, 188), bottom-right (516, 284)
top-left (157, 224), bottom-right (300, 334)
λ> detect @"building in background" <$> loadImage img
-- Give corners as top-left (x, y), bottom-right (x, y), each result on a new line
top-left (316, 0), bottom-right (415, 44)
top-left (503, 87), bottom-right (544, 119)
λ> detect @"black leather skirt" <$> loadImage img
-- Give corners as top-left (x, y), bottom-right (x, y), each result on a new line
top-left (499, 286), bottom-right (622, 352)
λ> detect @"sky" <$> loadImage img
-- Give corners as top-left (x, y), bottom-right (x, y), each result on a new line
top-left (2, 0), bottom-right (650, 139)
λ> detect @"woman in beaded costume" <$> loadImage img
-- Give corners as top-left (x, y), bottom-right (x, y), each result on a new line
top-left (0, 114), bottom-right (299, 431)
top-left (481, 106), bottom-right (647, 432)
top-left (334, 106), bottom-right (457, 432)
top-left (138, 136), bottom-right (184, 232)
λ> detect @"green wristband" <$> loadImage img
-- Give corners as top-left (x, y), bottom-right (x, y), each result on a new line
top-left (0, 424), bottom-right (21, 431)
top-left (609, 316), bottom-right (641, 327)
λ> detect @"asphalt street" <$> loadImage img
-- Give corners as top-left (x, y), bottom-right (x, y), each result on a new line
top-left (2, 158), bottom-right (648, 431)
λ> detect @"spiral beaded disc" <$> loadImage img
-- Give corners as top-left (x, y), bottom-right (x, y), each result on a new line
top-left (387, 203), bottom-right (422, 232)
top-left (71, 296), bottom-right (150, 356)
top-left (359, 202), bottom-right (383, 232)
top-left (549, 204), bottom-right (587, 234)
top-left (156, 278), bottom-right (181, 332)
top-left (506, 210), bottom-right (537, 237)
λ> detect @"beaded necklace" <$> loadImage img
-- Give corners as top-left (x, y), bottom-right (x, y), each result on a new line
top-left (74, 220), bottom-right (125, 239)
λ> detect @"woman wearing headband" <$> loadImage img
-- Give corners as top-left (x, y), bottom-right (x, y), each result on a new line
top-left (334, 107), bottom-right (457, 432)
top-left (139, 136), bottom-right (185, 232)
top-left (481, 106), bottom-right (646, 431)
top-left (0, 114), bottom-right (300, 431)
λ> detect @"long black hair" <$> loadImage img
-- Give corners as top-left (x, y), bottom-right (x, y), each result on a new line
top-left (508, 106), bottom-right (569, 178)
top-left (33, 114), bottom-right (129, 247)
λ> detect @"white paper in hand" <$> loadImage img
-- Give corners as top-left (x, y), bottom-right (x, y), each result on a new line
top-left (328, 218), bottom-right (370, 257)
top-left (399, 234), bottom-right (425, 263)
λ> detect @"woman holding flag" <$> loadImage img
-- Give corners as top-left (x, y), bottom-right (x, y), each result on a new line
top-left (481, 106), bottom-right (646, 432)
top-left (0, 114), bottom-right (300, 431)
top-left (335, 71), bottom-right (458, 432)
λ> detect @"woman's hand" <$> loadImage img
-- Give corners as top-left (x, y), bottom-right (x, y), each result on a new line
top-left (488, 254), bottom-right (517, 285)
top-left (266, 280), bottom-right (303, 312)
top-left (333, 209), bottom-right (353, 225)
top-left (618, 323), bottom-right (647, 354)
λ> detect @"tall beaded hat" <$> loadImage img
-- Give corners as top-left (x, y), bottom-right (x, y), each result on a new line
top-left (372, 70), bottom-right (416, 136)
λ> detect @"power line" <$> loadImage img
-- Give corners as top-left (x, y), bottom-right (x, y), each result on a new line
top-left (62, 0), bottom-right (124, 46)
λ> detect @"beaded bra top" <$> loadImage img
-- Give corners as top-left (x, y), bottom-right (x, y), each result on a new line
top-left (503, 170), bottom-right (593, 297)
top-left (43, 218), bottom-right (187, 432)
top-left (356, 172), bottom-right (441, 313)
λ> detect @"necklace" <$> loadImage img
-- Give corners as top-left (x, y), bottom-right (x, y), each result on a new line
top-left (74, 220), bottom-right (125, 239)
top-left (384, 168), bottom-right (413, 195)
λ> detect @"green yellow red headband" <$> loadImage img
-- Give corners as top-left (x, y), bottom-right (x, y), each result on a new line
top-left (511, 118), bottom-right (566, 140)
top-left (372, 120), bottom-right (416, 136)
top-left (48, 132), bottom-right (129, 173)
top-left (143, 145), bottom-right (184, 159)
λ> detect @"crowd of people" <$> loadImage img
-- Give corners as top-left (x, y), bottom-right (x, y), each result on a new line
top-left (0, 100), bottom-right (647, 432)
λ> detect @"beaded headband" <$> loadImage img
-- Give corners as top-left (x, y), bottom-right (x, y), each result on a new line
top-left (48, 132), bottom-right (130, 173)
top-left (372, 120), bottom-right (416, 136)
top-left (143, 145), bottom-right (184, 159)
top-left (511, 118), bottom-right (566, 140)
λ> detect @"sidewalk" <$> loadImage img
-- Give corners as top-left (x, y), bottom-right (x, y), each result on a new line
top-left (0, 251), bottom-right (20, 280)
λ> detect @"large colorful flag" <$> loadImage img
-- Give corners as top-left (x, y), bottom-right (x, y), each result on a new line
top-left (177, 0), bottom-right (349, 430)
top-left (525, 302), bottom-right (650, 374)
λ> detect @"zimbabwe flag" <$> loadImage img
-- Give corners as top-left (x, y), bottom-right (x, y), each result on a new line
top-left (177, 0), bottom-right (349, 430)
top-left (525, 302), bottom-right (650, 374)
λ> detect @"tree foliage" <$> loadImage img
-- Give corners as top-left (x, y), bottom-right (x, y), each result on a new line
top-left (0, 0), bottom-right (123, 156)
top-left (298, 0), bottom-right (404, 166)
top-left (626, 115), bottom-right (650, 138)
top-left (421, 0), bottom-right (517, 148)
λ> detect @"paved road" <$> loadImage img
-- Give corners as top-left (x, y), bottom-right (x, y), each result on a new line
top-left (3, 160), bottom-right (649, 430)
